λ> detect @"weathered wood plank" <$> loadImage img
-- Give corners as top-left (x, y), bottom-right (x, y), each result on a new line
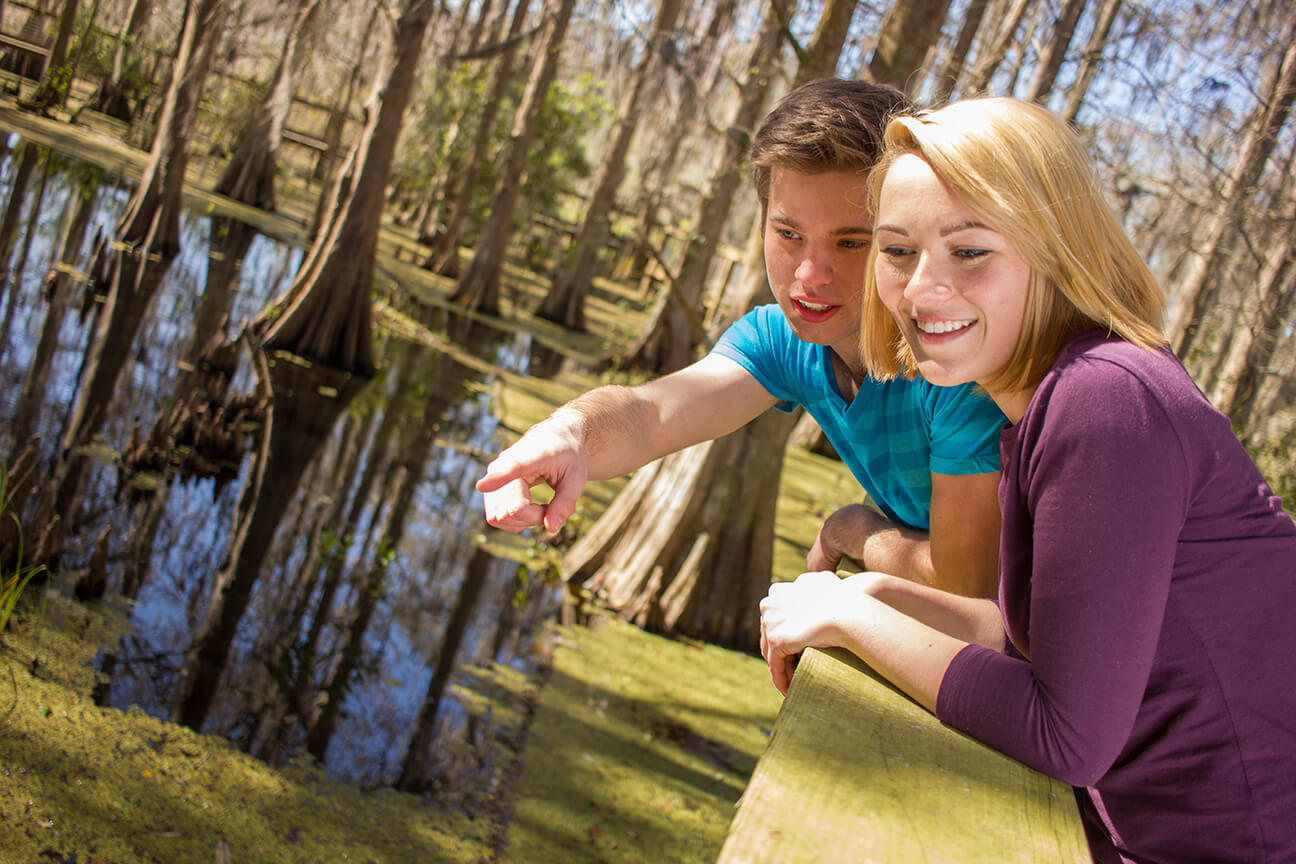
top-left (717, 647), bottom-right (1090, 864)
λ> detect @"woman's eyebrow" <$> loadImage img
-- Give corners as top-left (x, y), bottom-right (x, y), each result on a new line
top-left (940, 219), bottom-right (992, 236)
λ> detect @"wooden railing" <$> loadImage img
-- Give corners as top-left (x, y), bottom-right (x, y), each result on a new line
top-left (717, 647), bottom-right (1091, 863)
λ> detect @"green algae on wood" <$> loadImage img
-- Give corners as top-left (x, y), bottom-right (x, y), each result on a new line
top-left (717, 647), bottom-right (1091, 864)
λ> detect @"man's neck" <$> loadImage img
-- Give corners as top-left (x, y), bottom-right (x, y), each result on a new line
top-left (829, 348), bottom-right (866, 401)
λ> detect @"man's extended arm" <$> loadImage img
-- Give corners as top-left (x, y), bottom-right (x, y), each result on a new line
top-left (476, 353), bottom-right (778, 533)
top-left (806, 470), bottom-right (1001, 596)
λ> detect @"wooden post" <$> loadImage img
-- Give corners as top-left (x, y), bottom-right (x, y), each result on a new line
top-left (717, 647), bottom-right (1091, 863)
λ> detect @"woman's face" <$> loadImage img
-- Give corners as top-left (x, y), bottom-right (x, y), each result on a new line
top-left (873, 153), bottom-right (1033, 419)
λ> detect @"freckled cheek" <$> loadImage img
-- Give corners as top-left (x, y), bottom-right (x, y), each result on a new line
top-left (840, 259), bottom-right (870, 291)
top-left (873, 272), bottom-right (905, 313)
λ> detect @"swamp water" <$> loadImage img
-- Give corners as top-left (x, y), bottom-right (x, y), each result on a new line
top-left (0, 132), bottom-right (569, 805)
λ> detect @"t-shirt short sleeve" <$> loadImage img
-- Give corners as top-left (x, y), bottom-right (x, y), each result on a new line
top-left (922, 382), bottom-right (1005, 477)
top-left (709, 304), bottom-right (1004, 529)
top-left (711, 304), bottom-right (804, 412)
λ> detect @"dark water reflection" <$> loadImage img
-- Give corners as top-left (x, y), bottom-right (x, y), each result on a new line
top-left (0, 132), bottom-right (565, 801)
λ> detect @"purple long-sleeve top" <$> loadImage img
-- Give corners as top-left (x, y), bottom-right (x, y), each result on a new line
top-left (935, 330), bottom-right (1296, 863)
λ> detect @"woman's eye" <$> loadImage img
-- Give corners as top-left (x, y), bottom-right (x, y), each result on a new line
top-left (881, 246), bottom-right (913, 257)
top-left (955, 247), bottom-right (990, 260)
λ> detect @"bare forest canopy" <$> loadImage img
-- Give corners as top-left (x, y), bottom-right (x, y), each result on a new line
top-left (5, 0), bottom-right (1295, 498)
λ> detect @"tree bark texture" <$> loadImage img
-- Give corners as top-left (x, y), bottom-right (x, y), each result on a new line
top-left (1063, 0), bottom-right (1122, 122)
top-left (312, 11), bottom-right (378, 185)
top-left (965, 0), bottom-right (1032, 93)
top-left (565, 407), bottom-right (799, 652)
top-left (932, 0), bottom-right (990, 103)
top-left (1211, 205), bottom-right (1296, 421)
top-left (622, 0), bottom-right (784, 374)
top-left (118, 0), bottom-right (226, 260)
top-left (451, 0), bottom-right (578, 313)
top-left (867, 0), bottom-right (953, 94)
top-left (23, 0), bottom-right (77, 111)
top-left (1025, 0), bottom-right (1089, 102)
top-left (793, 0), bottom-right (856, 83)
top-left (1169, 24), bottom-right (1296, 361)
top-left (538, 0), bottom-right (685, 331)
top-left (91, 0), bottom-right (154, 121)
top-left (621, 0), bottom-right (738, 299)
top-left (427, 0), bottom-right (533, 275)
top-left (214, 0), bottom-right (320, 210)
top-left (266, 0), bottom-right (439, 376)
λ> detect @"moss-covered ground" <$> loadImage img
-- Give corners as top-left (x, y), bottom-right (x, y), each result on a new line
top-left (0, 592), bottom-right (491, 863)
top-left (0, 94), bottom-right (864, 863)
top-left (500, 617), bottom-right (781, 864)
top-left (1, 428), bottom-right (857, 863)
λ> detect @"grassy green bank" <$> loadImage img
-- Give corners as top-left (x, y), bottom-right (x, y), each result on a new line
top-left (1, 435), bottom-right (856, 863)
top-left (0, 595), bottom-right (785, 863)
top-left (0, 592), bottom-right (490, 863)
top-left (501, 617), bottom-right (782, 864)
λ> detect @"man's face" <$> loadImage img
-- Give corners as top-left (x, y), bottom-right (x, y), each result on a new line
top-left (763, 166), bottom-right (874, 364)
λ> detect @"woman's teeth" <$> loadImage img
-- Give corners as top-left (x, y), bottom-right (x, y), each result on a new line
top-left (916, 319), bottom-right (974, 335)
top-left (798, 300), bottom-right (833, 312)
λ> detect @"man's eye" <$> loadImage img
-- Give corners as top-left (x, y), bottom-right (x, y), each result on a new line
top-left (839, 238), bottom-right (870, 250)
top-left (776, 228), bottom-right (799, 241)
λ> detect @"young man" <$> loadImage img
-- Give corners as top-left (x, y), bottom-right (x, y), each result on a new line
top-left (476, 79), bottom-right (1004, 596)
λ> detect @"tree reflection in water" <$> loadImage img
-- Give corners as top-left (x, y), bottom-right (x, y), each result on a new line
top-left (0, 139), bottom-right (562, 802)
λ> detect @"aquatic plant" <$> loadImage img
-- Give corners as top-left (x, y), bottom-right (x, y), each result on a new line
top-left (0, 460), bottom-right (46, 636)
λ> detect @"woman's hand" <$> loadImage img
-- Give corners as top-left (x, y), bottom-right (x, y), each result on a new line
top-left (760, 571), bottom-right (860, 695)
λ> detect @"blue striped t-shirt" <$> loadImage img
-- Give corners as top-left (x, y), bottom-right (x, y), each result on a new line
top-left (712, 304), bottom-right (1004, 530)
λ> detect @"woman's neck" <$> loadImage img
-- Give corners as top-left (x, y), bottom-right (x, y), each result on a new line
top-left (989, 385), bottom-right (1038, 426)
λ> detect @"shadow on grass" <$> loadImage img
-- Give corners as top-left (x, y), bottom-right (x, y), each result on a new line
top-left (499, 619), bottom-right (781, 864)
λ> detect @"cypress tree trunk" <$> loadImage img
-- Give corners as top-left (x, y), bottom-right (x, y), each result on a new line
top-left (214, 0), bottom-right (320, 210)
top-left (566, 407), bottom-right (799, 652)
top-left (425, 0), bottom-right (533, 276)
top-left (537, 0), bottom-right (685, 331)
top-left (265, 0), bottom-right (439, 376)
top-left (1169, 26), bottom-right (1296, 361)
top-left (451, 0), bottom-right (578, 312)
top-left (621, 0), bottom-right (784, 374)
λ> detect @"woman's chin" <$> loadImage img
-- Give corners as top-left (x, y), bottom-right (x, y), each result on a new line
top-left (914, 360), bottom-right (974, 389)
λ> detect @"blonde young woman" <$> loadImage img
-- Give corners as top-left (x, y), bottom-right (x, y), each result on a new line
top-left (759, 98), bottom-right (1296, 862)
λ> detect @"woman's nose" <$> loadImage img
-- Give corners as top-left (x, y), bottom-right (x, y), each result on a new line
top-left (903, 253), bottom-right (950, 302)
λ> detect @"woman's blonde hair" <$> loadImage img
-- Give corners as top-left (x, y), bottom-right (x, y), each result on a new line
top-left (860, 97), bottom-right (1166, 393)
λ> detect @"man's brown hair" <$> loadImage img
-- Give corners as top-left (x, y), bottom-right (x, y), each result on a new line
top-left (749, 78), bottom-right (913, 214)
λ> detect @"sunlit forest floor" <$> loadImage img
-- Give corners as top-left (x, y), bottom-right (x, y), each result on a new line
top-left (0, 100), bottom-right (861, 862)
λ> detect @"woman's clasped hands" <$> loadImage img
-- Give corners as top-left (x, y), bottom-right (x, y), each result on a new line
top-left (759, 571), bottom-right (885, 695)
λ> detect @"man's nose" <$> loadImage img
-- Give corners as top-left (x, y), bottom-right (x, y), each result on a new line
top-left (795, 248), bottom-right (832, 287)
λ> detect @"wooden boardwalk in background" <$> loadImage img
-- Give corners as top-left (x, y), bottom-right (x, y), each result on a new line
top-left (717, 647), bottom-right (1091, 864)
